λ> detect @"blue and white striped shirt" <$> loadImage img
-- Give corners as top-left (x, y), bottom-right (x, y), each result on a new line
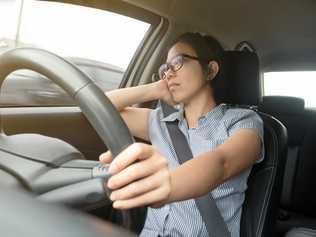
top-left (140, 103), bottom-right (264, 237)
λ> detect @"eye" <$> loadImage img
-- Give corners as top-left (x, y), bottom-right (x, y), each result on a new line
top-left (158, 64), bottom-right (169, 79)
top-left (170, 55), bottom-right (183, 70)
top-left (171, 55), bottom-right (182, 64)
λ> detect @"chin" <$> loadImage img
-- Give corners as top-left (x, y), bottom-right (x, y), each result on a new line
top-left (171, 91), bottom-right (191, 104)
top-left (171, 93), bottom-right (182, 104)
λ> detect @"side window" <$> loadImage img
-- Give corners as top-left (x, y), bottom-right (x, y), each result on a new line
top-left (263, 71), bottom-right (316, 108)
top-left (0, 0), bottom-right (152, 106)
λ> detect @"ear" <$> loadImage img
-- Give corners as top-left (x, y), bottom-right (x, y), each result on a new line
top-left (207, 61), bottom-right (219, 80)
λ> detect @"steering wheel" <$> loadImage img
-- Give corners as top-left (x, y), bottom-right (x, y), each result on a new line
top-left (0, 48), bottom-right (139, 236)
top-left (0, 48), bottom-right (134, 155)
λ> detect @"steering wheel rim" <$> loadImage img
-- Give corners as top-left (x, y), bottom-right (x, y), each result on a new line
top-left (0, 47), bottom-right (134, 158)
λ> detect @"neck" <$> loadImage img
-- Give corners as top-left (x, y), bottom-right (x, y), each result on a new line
top-left (183, 86), bottom-right (216, 129)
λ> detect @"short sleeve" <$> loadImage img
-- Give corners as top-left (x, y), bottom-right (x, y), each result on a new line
top-left (225, 108), bottom-right (265, 163)
top-left (148, 107), bottom-right (161, 143)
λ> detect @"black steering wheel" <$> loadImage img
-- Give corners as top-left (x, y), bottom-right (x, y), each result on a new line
top-left (0, 48), bottom-right (139, 236)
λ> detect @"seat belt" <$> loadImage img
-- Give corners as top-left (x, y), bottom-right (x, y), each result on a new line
top-left (161, 101), bottom-right (231, 237)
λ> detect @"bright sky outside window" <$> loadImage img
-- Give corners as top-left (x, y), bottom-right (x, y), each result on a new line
top-left (0, 0), bottom-right (150, 69)
top-left (0, 0), bottom-right (152, 106)
top-left (264, 71), bottom-right (316, 108)
top-left (0, 0), bottom-right (20, 48)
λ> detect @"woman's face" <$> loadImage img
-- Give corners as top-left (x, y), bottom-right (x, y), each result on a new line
top-left (164, 42), bottom-right (209, 104)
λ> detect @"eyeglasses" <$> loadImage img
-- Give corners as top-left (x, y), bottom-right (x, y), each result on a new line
top-left (158, 53), bottom-right (206, 80)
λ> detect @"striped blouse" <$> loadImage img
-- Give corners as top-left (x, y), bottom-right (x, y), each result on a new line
top-left (140, 103), bottom-right (264, 237)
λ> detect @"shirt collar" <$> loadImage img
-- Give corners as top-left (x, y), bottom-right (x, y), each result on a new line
top-left (201, 103), bottom-right (225, 121)
top-left (160, 103), bottom-right (184, 122)
top-left (160, 103), bottom-right (226, 123)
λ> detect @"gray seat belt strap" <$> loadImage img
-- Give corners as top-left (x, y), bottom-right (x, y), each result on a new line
top-left (161, 102), bottom-right (231, 237)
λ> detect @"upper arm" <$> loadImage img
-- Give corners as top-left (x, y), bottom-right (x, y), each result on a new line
top-left (215, 109), bottom-right (264, 180)
top-left (120, 106), bottom-right (152, 142)
top-left (215, 128), bottom-right (262, 181)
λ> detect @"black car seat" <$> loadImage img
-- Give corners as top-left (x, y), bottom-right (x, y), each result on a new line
top-left (259, 96), bottom-right (316, 236)
top-left (286, 228), bottom-right (316, 237)
top-left (222, 51), bottom-right (287, 237)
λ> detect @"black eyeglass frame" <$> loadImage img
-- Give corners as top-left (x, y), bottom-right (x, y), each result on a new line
top-left (158, 53), bottom-right (209, 80)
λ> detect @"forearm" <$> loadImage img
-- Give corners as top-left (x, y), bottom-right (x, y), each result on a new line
top-left (166, 149), bottom-right (226, 203)
top-left (105, 82), bottom-right (161, 111)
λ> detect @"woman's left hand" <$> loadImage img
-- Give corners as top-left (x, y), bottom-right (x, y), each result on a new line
top-left (99, 143), bottom-right (171, 209)
top-left (155, 79), bottom-right (176, 106)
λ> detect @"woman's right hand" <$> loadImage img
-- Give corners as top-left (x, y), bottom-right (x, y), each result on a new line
top-left (99, 143), bottom-right (171, 209)
top-left (155, 79), bottom-right (176, 106)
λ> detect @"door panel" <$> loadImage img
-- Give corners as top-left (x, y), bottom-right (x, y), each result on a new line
top-left (1, 107), bottom-right (106, 161)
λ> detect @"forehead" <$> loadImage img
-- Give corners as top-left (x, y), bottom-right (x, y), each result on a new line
top-left (167, 42), bottom-right (197, 61)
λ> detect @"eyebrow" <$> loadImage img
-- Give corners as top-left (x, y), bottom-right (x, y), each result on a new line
top-left (166, 53), bottom-right (193, 63)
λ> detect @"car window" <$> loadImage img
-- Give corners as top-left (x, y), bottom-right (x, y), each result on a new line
top-left (263, 71), bottom-right (316, 108)
top-left (0, 0), bottom-right (151, 106)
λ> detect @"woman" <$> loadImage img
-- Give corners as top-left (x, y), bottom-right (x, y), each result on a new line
top-left (99, 32), bottom-right (264, 237)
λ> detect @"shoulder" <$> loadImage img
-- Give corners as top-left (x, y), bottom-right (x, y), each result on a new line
top-left (222, 105), bottom-right (262, 126)
top-left (219, 104), bottom-right (263, 139)
top-left (222, 105), bottom-right (265, 163)
top-left (148, 106), bottom-right (170, 132)
top-left (149, 106), bottom-right (164, 122)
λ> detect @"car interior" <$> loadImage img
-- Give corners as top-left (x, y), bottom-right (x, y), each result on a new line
top-left (0, 0), bottom-right (316, 237)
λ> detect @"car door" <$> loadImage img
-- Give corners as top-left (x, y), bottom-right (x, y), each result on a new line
top-left (0, 0), bottom-right (162, 161)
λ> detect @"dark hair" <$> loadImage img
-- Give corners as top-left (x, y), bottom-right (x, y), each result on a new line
top-left (169, 32), bottom-right (227, 104)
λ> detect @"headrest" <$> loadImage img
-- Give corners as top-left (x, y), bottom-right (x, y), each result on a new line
top-left (259, 96), bottom-right (305, 115)
top-left (220, 51), bottom-right (260, 105)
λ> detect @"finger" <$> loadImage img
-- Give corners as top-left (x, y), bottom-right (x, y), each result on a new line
top-left (107, 153), bottom-right (166, 189)
top-left (112, 185), bottom-right (170, 210)
top-left (99, 151), bottom-right (113, 164)
top-left (110, 170), bottom-right (164, 200)
top-left (109, 143), bottom-right (154, 174)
